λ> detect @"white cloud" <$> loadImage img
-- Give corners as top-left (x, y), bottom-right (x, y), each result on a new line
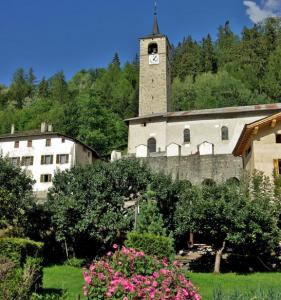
top-left (243, 0), bottom-right (281, 23)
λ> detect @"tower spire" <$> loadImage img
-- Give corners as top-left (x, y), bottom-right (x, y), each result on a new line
top-left (152, 0), bottom-right (160, 35)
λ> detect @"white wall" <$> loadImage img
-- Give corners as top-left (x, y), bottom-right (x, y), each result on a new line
top-left (128, 113), bottom-right (270, 157)
top-left (0, 137), bottom-right (75, 193)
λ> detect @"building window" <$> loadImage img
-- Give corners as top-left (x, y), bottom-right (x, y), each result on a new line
top-left (276, 134), bottom-right (281, 143)
top-left (221, 126), bottom-right (229, 141)
top-left (148, 137), bottom-right (156, 153)
top-left (14, 141), bottom-right (19, 148)
top-left (184, 129), bottom-right (191, 143)
top-left (62, 138), bottom-right (65, 143)
top-left (27, 140), bottom-right (32, 147)
top-left (46, 139), bottom-right (51, 147)
top-left (40, 174), bottom-right (52, 183)
top-left (21, 156), bottom-right (34, 166)
top-left (10, 157), bottom-right (20, 166)
top-left (56, 154), bottom-right (69, 164)
top-left (148, 43), bottom-right (158, 54)
top-left (41, 155), bottom-right (53, 165)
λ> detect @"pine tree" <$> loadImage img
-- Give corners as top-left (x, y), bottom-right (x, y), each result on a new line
top-left (38, 77), bottom-right (50, 98)
top-left (112, 52), bottom-right (121, 69)
top-left (136, 186), bottom-right (167, 236)
top-left (8, 68), bottom-right (30, 108)
top-left (201, 34), bottom-right (217, 73)
top-left (49, 71), bottom-right (69, 103)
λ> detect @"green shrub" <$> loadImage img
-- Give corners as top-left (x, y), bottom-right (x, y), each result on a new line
top-left (0, 238), bottom-right (43, 266)
top-left (125, 231), bottom-right (175, 259)
top-left (64, 257), bottom-right (85, 268)
top-left (0, 238), bottom-right (44, 299)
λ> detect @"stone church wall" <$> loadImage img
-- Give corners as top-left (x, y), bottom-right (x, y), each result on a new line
top-left (135, 154), bottom-right (243, 185)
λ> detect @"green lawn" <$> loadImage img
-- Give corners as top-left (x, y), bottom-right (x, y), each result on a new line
top-left (188, 272), bottom-right (281, 299)
top-left (43, 265), bottom-right (84, 299)
top-left (43, 266), bottom-right (281, 300)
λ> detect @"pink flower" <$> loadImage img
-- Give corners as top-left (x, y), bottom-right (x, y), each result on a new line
top-left (113, 244), bottom-right (118, 249)
top-left (84, 274), bottom-right (91, 285)
top-left (107, 251), bottom-right (112, 256)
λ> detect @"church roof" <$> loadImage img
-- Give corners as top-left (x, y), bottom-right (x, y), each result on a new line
top-left (233, 111), bottom-right (281, 156)
top-left (125, 103), bottom-right (281, 122)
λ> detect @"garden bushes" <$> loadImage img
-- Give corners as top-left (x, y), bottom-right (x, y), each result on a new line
top-left (125, 231), bottom-right (175, 259)
top-left (0, 237), bottom-right (44, 299)
top-left (0, 237), bottom-right (43, 265)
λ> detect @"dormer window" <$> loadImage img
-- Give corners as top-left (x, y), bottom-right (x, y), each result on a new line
top-left (148, 43), bottom-right (158, 54)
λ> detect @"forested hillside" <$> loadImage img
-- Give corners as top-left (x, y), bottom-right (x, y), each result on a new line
top-left (1, 18), bottom-right (281, 155)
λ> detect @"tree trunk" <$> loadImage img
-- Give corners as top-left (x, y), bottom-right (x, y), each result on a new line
top-left (214, 241), bottom-right (226, 273)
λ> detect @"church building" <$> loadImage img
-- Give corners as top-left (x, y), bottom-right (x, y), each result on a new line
top-left (125, 14), bottom-right (281, 184)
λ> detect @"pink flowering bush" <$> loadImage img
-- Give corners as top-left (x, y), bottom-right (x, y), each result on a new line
top-left (82, 245), bottom-right (201, 300)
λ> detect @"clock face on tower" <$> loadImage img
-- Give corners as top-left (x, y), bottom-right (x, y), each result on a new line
top-left (149, 53), bottom-right (160, 65)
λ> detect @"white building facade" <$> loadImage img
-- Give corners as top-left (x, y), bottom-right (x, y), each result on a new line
top-left (0, 124), bottom-right (99, 199)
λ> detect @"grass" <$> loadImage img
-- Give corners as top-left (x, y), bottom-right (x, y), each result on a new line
top-left (43, 265), bottom-right (281, 300)
top-left (43, 265), bottom-right (84, 299)
top-left (188, 272), bottom-right (281, 299)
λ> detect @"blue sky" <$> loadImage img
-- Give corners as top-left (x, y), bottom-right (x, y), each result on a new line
top-left (0, 0), bottom-right (278, 86)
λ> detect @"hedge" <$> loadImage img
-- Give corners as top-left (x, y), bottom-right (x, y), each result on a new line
top-left (125, 231), bottom-right (175, 259)
top-left (0, 238), bottom-right (44, 298)
top-left (0, 237), bottom-right (43, 266)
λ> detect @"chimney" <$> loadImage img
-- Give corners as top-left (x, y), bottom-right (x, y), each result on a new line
top-left (11, 124), bottom-right (15, 134)
top-left (47, 124), bottom-right (53, 132)
top-left (41, 122), bottom-right (47, 133)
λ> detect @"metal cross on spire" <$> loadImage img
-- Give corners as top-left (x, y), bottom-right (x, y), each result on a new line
top-left (154, 0), bottom-right (157, 15)
top-left (152, 0), bottom-right (160, 35)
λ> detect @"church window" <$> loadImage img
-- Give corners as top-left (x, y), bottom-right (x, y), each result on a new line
top-left (276, 134), bottom-right (281, 143)
top-left (184, 129), bottom-right (190, 143)
top-left (221, 126), bottom-right (229, 141)
top-left (148, 137), bottom-right (156, 153)
top-left (148, 43), bottom-right (158, 54)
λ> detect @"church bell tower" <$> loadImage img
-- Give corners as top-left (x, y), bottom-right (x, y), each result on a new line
top-left (138, 8), bottom-right (172, 116)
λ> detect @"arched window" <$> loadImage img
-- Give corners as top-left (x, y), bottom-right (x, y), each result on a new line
top-left (184, 129), bottom-right (191, 143)
top-left (147, 137), bottom-right (156, 153)
top-left (202, 178), bottom-right (216, 187)
top-left (148, 43), bottom-right (158, 54)
top-left (221, 126), bottom-right (229, 141)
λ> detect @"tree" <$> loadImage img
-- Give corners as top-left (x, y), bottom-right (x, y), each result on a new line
top-left (47, 159), bottom-right (152, 258)
top-left (0, 157), bottom-right (35, 234)
top-left (216, 21), bottom-right (239, 68)
top-left (172, 36), bottom-right (202, 80)
top-left (201, 34), bottom-right (217, 73)
top-left (8, 68), bottom-right (30, 108)
top-left (37, 77), bottom-right (49, 98)
top-left (49, 71), bottom-right (69, 103)
top-left (136, 186), bottom-right (167, 236)
top-left (263, 46), bottom-right (281, 100)
top-left (175, 176), bottom-right (280, 273)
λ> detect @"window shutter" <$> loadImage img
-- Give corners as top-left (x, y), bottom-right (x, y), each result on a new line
top-left (40, 175), bottom-right (43, 182)
top-left (273, 159), bottom-right (279, 175)
top-left (41, 156), bottom-right (44, 165)
top-left (66, 155), bottom-right (69, 163)
top-left (56, 155), bottom-right (59, 164)
top-left (48, 174), bottom-right (52, 182)
top-left (31, 157), bottom-right (34, 165)
top-left (50, 155), bottom-right (53, 164)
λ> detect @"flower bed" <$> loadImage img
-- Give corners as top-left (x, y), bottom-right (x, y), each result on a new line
top-left (83, 245), bottom-right (201, 299)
